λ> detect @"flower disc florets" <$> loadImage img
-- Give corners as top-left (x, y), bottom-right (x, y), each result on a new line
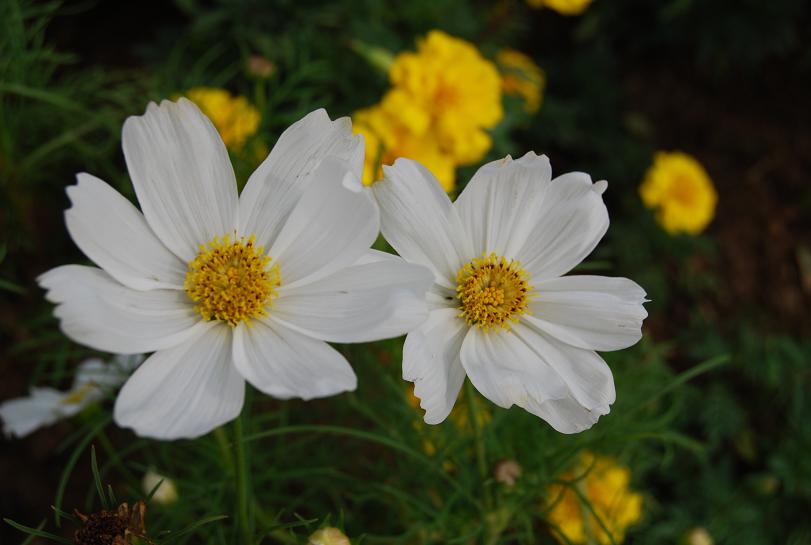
top-left (184, 234), bottom-right (280, 326)
top-left (456, 252), bottom-right (531, 330)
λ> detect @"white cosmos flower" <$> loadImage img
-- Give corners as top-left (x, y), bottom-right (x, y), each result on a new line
top-left (372, 152), bottom-right (648, 433)
top-left (38, 98), bottom-right (433, 440)
top-left (0, 355), bottom-right (142, 437)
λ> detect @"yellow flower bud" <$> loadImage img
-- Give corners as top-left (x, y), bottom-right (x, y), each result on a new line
top-left (308, 527), bottom-right (351, 545)
top-left (142, 469), bottom-right (178, 505)
top-left (685, 527), bottom-right (714, 545)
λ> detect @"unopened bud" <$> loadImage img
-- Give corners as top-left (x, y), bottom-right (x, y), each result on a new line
top-left (685, 527), bottom-right (714, 545)
top-left (142, 469), bottom-right (178, 505)
top-left (247, 55), bottom-right (276, 78)
top-left (308, 527), bottom-right (351, 545)
top-left (494, 459), bottom-right (522, 487)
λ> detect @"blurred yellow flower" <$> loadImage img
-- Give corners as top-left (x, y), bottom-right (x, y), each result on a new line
top-left (497, 49), bottom-right (546, 114)
top-left (308, 527), bottom-right (351, 545)
top-left (527, 0), bottom-right (594, 16)
top-left (353, 95), bottom-right (456, 192)
top-left (185, 87), bottom-right (260, 151)
top-left (547, 452), bottom-right (642, 545)
top-left (639, 151), bottom-right (717, 235)
top-left (389, 30), bottom-right (503, 165)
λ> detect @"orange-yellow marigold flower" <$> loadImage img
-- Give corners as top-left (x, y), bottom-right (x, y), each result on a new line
top-left (353, 97), bottom-right (456, 192)
top-left (639, 151), bottom-right (718, 235)
top-left (547, 452), bottom-right (642, 545)
top-left (389, 30), bottom-right (503, 165)
top-left (185, 87), bottom-right (260, 151)
top-left (497, 49), bottom-right (546, 114)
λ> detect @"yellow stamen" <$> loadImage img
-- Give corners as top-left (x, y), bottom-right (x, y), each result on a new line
top-left (456, 252), bottom-right (532, 331)
top-left (184, 234), bottom-right (280, 326)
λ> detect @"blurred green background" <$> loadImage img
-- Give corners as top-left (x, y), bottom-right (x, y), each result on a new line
top-left (1, 0), bottom-right (810, 544)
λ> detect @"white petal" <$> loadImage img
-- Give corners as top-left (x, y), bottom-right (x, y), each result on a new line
top-left (518, 172), bottom-right (609, 280)
top-left (114, 324), bottom-right (244, 439)
top-left (455, 152), bottom-right (551, 258)
top-left (403, 308), bottom-right (468, 424)
top-left (239, 110), bottom-right (364, 248)
top-left (0, 388), bottom-right (65, 437)
top-left (374, 159), bottom-right (470, 289)
top-left (269, 157), bottom-right (379, 287)
top-left (460, 327), bottom-right (569, 408)
top-left (525, 275), bottom-right (648, 351)
top-left (269, 256), bottom-right (433, 343)
top-left (122, 98), bottom-right (238, 262)
top-left (460, 327), bottom-right (599, 431)
top-left (355, 250), bottom-right (458, 311)
top-left (232, 320), bottom-right (356, 400)
top-left (74, 357), bottom-right (133, 390)
top-left (352, 248), bottom-right (403, 265)
top-left (525, 395), bottom-right (608, 434)
top-left (38, 265), bottom-right (207, 354)
top-left (510, 323), bottom-right (615, 413)
top-left (65, 173), bottom-right (186, 290)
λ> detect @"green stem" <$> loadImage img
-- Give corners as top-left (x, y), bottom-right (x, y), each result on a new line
top-left (234, 415), bottom-right (252, 545)
top-left (466, 380), bottom-right (493, 511)
top-left (96, 430), bottom-right (137, 487)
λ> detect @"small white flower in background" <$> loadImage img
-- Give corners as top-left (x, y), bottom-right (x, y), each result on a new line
top-left (371, 153), bottom-right (648, 433)
top-left (308, 527), bottom-right (351, 545)
top-left (38, 98), bottom-right (432, 440)
top-left (0, 355), bottom-right (142, 437)
top-left (142, 469), bottom-right (179, 505)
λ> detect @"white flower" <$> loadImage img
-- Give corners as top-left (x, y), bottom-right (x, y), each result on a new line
top-left (142, 469), bottom-right (179, 505)
top-left (0, 355), bottom-right (142, 437)
top-left (371, 153), bottom-right (647, 433)
top-left (38, 99), bottom-right (432, 440)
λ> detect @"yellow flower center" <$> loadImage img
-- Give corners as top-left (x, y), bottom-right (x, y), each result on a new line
top-left (61, 382), bottom-right (97, 405)
top-left (456, 253), bottom-right (531, 330)
top-left (434, 83), bottom-right (459, 109)
top-left (184, 234), bottom-right (280, 326)
top-left (669, 175), bottom-right (699, 206)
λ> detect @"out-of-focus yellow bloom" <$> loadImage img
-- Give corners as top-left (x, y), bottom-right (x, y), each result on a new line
top-left (185, 87), bottom-right (260, 151)
top-left (353, 97), bottom-right (455, 192)
top-left (527, 0), bottom-right (593, 16)
top-left (497, 49), bottom-right (546, 114)
top-left (142, 469), bottom-right (178, 505)
top-left (547, 452), bottom-right (642, 545)
top-left (639, 151), bottom-right (717, 235)
top-left (308, 527), bottom-right (351, 545)
top-left (389, 30), bottom-right (503, 165)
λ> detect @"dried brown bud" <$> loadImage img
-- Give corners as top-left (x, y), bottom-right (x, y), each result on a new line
top-left (74, 501), bottom-right (151, 545)
top-left (247, 55), bottom-right (276, 78)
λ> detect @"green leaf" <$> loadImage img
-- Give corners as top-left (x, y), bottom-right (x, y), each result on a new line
top-left (4, 518), bottom-right (73, 544)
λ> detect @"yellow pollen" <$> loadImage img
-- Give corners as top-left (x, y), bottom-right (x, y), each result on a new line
top-left (456, 252), bottom-right (532, 330)
top-left (184, 234), bottom-right (280, 326)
